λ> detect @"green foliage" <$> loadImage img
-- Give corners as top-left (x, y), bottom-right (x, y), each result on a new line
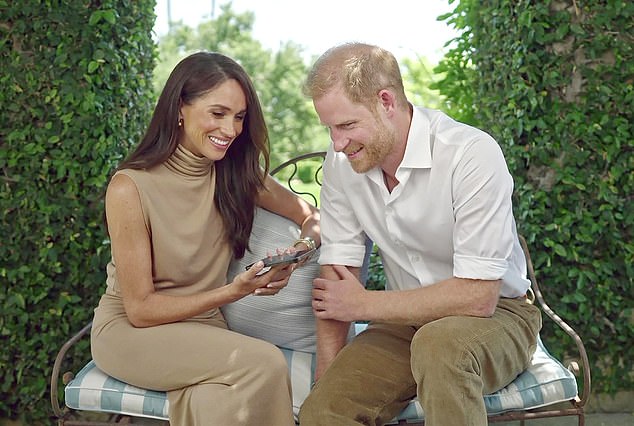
top-left (154, 4), bottom-right (329, 169)
top-left (0, 1), bottom-right (156, 423)
top-left (153, 6), bottom-right (451, 170)
top-left (431, 2), bottom-right (479, 125)
top-left (366, 244), bottom-right (387, 291)
top-left (436, 0), bottom-right (633, 393)
top-left (401, 56), bottom-right (447, 111)
top-left (296, 160), bottom-right (322, 184)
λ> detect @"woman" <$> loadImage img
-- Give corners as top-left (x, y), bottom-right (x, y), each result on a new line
top-left (90, 51), bottom-right (320, 425)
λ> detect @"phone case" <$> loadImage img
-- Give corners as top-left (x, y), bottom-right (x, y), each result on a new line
top-left (245, 248), bottom-right (316, 270)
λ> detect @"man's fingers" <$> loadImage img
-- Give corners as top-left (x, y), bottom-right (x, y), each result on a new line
top-left (312, 277), bottom-right (327, 290)
top-left (312, 298), bottom-right (326, 311)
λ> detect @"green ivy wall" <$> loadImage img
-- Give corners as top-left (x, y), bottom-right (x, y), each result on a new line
top-left (436, 0), bottom-right (633, 394)
top-left (0, 1), bottom-right (156, 423)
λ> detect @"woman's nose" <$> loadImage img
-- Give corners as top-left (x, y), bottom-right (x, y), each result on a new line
top-left (220, 120), bottom-right (239, 138)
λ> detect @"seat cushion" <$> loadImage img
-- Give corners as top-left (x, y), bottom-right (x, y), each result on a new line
top-left (66, 331), bottom-right (577, 422)
top-left (387, 336), bottom-right (579, 423)
top-left (65, 361), bottom-right (169, 420)
top-left (65, 347), bottom-right (315, 420)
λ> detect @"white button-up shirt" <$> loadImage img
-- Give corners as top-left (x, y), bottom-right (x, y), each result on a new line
top-left (318, 107), bottom-right (530, 297)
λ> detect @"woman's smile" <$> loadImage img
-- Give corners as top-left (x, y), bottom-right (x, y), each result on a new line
top-left (179, 78), bottom-right (247, 160)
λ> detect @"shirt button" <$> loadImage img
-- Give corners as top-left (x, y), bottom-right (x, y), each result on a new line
top-left (411, 255), bottom-right (420, 262)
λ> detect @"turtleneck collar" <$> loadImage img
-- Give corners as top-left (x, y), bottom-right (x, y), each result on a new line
top-left (165, 144), bottom-right (213, 177)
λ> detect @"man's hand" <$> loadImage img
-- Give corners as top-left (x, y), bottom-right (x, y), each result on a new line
top-left (312, 264), bottom-right (366, 322)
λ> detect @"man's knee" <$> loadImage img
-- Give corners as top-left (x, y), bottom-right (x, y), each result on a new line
top-left (299, 383), bottom-right (339, 424)
top-left (298, 389), bottom-right (318, 422)
top-left (410, 317), bottom-right (479, 379)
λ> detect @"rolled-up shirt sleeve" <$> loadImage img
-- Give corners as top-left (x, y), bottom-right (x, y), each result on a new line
top-left (451, 136), bottom-right (515, 280)
top-left (318, 149), bottom-right (367, 267)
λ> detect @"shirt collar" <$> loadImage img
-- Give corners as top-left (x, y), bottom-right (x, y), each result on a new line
top-left (365, 106), bottom-right (433, 191)
top-left (400, 105), bottom-right (432, 169)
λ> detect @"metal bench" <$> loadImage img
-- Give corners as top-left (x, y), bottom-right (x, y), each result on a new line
top-left (51, 151), bottom-right (591, 425)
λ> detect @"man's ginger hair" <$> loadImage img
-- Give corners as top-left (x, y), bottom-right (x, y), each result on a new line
top-left (303, 42), bottom-right (408, 112)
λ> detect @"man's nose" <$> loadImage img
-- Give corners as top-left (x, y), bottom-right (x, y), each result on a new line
top-left (330, 130), bottom-right (348, 152)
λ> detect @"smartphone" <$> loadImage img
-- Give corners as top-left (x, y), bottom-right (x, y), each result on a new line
top-left (245, 248), bottom-right (316, 271)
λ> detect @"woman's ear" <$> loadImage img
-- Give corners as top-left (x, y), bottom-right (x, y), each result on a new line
top-left (177, 104), bottom-right (184, 127)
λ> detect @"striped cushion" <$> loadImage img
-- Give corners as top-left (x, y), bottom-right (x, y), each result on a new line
top-left (65, 332), bottom-right (577, 422)
top-left (387, 336), bottom-right (579, 423)
top-left (222, 209), bottom-right (372, 352)
top-left (222, 207), bottom-right (322, 352)
top-left (65, 363), bottom-right (169, 420)
top-left (65, 347), bottom-right (315, 420)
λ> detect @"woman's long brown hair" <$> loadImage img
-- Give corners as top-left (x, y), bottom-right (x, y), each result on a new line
top-left (118, 51), bottom-right (269, 258)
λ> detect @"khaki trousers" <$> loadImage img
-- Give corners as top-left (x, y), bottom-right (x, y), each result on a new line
top-left (299, 298), bottom-right (542, 426)
top-left (91, 294), bottom-right (295, 426)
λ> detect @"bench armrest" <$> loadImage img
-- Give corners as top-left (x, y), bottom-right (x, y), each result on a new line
top-left (519, 235), bottom-right (591, 407)
top-left (50, 321), bottom-right (93, 418)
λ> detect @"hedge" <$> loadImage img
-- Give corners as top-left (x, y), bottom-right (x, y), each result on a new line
top-left (0, 1), bottom-right (156, 423)
top-left (435, 0), bottom-right (633, 393)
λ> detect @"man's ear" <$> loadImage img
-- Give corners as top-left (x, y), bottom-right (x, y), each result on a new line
top-left (377, 89), bottom-right (397, 115)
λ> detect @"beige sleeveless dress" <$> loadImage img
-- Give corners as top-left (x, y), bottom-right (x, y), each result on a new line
top-left (91, 144), bottom-right (294, 425)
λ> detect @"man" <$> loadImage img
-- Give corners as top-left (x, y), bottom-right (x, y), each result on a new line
top-left (298, 43), bottom-right (542, 426)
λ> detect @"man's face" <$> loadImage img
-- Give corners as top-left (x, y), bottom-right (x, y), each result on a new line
top-left (314, 86), bottom-right (396, 173)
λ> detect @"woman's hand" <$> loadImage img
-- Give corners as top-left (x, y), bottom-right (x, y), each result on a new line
top-left (256, 262), bottom-right (295, 295)
top-left (287, 241), bottom-right (316, 267)
top-left (231, 261), bottom-right (294, 297)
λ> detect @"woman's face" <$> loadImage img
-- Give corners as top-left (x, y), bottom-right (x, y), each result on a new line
top-left (178, 79), bottom-right (247, 160)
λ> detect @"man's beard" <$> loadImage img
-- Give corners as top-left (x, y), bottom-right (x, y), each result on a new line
top-left (349, 122), bottom-right (396, 174)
